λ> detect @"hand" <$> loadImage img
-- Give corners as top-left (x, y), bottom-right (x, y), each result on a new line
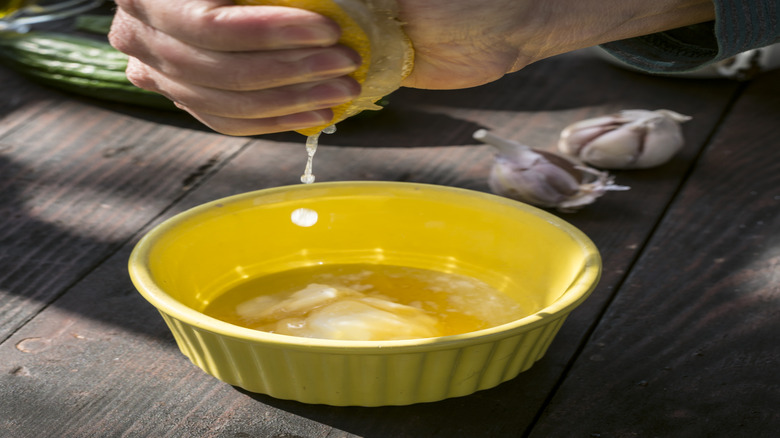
top-left (396, 0), bottom-right (536, 89)
top-left (109, 0), bottom-right (715, 136)
top-left (397, 0), bottom-right (715, 88)
top-left (110, 0), bottom-right (363, 136)
top-left (109, 0), bottom-right (538, 135)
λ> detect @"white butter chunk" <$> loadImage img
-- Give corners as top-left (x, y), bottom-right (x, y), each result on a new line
top-left (236, 283), bottom-right (441, 340)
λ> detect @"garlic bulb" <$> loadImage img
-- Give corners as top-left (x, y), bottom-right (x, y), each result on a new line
top-left (474, 129), bottom-right (628, 212)
top-left (558, 109), bottom-right (692, 169)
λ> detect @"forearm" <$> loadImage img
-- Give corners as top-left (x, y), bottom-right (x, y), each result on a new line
top-left (517, 0), bottom-right (716, 61)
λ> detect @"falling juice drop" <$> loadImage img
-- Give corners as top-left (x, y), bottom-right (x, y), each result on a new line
top-left (300, 125), bottom-right (336, 184)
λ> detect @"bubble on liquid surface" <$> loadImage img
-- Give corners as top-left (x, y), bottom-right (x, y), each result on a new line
top-left (291, 208), bottom-right (318, 227)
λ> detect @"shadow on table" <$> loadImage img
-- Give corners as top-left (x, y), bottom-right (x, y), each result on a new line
top-left (81, 93), bottom-right (489, 149)
top-left (264, 107), bottom-right (489, 148)
top-left (0, 152), bottom-right (179, 343)
top-left (236, 356), bottom-right (558, 438)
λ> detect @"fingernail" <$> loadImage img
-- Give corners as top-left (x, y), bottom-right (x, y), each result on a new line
top-left (281, 25), bottom-right (338, 45)
top-left (305, 50), bottom-right (360, 76)
top-left (308, 79), bottom-right (359, 105)
top-left (278, 109), bottom-right (333, 127)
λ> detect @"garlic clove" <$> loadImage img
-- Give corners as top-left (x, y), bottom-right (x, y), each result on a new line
top-left (489, 154), bottom-right (581, 208)
top-left (558, 109), bottom-right (692, 169)
top-left (636, 111), bottom-right (690, 167)
top-left (475, 129), bottom-right (629, 212)
top-left (574, 123), bottom-right (643, 169)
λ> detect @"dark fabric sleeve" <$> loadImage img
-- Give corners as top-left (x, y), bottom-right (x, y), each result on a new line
top-left (599, 0), bottom-right (780, 73)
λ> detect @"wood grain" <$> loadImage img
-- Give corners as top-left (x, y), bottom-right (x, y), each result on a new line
top-left (0, 78), bottom-right (250, 341)
top-left (0, 49), bottom-right (762, 437)
top-left (529, 70), bottom-right (780, 437)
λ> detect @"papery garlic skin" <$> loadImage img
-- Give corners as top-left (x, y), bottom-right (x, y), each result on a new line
top-left (558, 109), bottom-right (692, 169)
top-left (488, 149), bottom-right (579, 208)
top-left (475, 129), bottom-right (628, 212)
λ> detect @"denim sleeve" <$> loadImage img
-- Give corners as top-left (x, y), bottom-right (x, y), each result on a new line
top-left (599, 0), bottom-right (780, 72)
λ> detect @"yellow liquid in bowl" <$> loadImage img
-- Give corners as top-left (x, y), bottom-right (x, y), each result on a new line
top-left (203, 263), bottom-right (529, 341)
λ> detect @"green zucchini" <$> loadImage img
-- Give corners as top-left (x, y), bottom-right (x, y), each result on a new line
top-left (75, 15), bottom-right (115, 35)
top-left (0, 30), bottom-right (176, 110)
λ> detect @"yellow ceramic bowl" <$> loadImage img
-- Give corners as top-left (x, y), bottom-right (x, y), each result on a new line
top-left (129, 182), bottom-right (600, 406)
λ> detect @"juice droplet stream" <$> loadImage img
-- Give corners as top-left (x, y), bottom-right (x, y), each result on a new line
top-left (301, 125), bottom-right (336, 184)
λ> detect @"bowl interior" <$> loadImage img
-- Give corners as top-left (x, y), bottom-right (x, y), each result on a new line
top-left (131, 182), bottom-right (600, 344)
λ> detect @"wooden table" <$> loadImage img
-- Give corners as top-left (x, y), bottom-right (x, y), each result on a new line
top-left (1, 33), bottom-right (778, 436)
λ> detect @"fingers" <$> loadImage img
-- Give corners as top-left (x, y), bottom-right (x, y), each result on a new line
top-left (127, 56), bottom-right (360, 135)
top-left (110, 2), bottom-right (360, 90)
top-left (127, 57), bottom-right (360, 118)
top-left (110, 0), bottom-right (363, 135)
top-left (115, 15), bottom-right (361, 91)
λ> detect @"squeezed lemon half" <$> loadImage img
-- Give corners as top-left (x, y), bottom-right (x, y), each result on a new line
top-left (236, 0), bottom-right (414, 135)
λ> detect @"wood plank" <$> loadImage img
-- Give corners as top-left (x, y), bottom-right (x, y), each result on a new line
top-left (0, 51), bottom-right (746, 436)
top-left (0, 66), bottom-right (64, 137)
top-left (0, 68), bottom-right (251, 341)
top-left (529, 70), bottom-right (780, 436)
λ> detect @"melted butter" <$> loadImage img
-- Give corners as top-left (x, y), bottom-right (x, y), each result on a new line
top-left (301, 125), bottom-right (336, 184)
top-left (202, 264), bottom-right (528, 340)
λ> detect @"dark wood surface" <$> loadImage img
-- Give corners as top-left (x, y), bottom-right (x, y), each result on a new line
top-left (1, 36), bottom-right (778, 437)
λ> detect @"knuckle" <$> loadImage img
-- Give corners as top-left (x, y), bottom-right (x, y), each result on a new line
top-left (124, 59), bottom-right (158, 91)
top-left (107, 10), bottom-right (141, 56)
